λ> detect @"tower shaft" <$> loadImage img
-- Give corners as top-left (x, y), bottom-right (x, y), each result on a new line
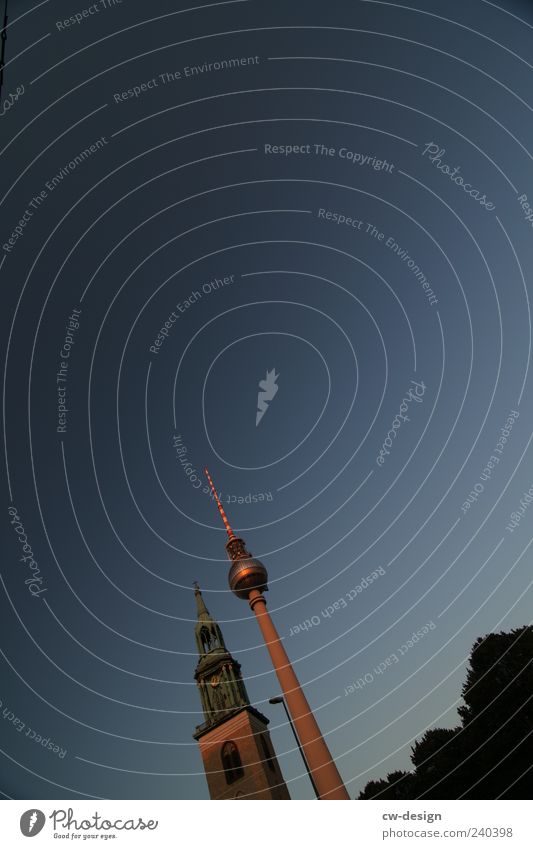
top-left (249, 589), bottom-right (349, 800)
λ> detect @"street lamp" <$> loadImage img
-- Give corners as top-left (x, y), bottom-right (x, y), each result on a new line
top-left (269, 695), bottom-right (320, 799)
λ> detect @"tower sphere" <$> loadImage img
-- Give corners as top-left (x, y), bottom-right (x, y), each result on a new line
top-left (228, 557), bottom-right (268, 600)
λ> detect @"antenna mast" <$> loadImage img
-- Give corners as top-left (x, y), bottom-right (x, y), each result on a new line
top-left (204, 467), bottom-right (236, 541)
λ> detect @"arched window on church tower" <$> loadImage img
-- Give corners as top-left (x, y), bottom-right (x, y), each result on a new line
top-left (221, 740), bottom-right (244, 784)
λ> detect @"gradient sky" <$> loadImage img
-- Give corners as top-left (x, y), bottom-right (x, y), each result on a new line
top-left (1, 0), bottom-right (533, 800)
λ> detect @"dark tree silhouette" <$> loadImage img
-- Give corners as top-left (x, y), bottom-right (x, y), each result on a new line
top-left (359, 770), bottom-right (415, 800)
top-left (358, 626), bottom-right (533, 799)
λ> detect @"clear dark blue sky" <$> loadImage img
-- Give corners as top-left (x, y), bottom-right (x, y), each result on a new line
top-left (1, 0), bottom-right (533, 800)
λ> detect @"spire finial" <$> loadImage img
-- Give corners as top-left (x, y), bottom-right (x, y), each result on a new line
top-left (193, 582), bottom-right (210, 619)
top-left (204, 467), bottom-right (236, 540)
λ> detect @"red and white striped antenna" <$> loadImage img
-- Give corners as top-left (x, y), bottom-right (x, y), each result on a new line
top-left (204, 467), bottom-right (236, 541)
top-left (0, 0), bottom-right (9, 100)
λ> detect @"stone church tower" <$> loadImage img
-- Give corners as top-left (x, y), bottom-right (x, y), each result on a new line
top-left (192, 583), bottom-right (290, 799)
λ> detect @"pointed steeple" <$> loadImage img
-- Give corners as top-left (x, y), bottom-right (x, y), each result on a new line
top-left (193, 584), bottom-right (250, 732)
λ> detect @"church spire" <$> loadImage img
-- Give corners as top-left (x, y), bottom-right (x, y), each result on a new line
top-left (193, 581), bottom-right (210, 619)
top-left (204, 467), bottom-right (236, 540)
top-left (193, 585), bottom-right (250, 732)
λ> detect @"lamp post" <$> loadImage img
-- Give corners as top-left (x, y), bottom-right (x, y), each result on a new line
top-left (269, 695), bottom-right (320, 799)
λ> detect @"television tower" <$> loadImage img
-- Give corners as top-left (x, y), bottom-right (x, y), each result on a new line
top-left (204, 467), bottom-right (350, 800)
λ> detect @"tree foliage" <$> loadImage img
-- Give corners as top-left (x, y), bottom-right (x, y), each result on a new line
top-left (358, 626), bottom-right (533, 799)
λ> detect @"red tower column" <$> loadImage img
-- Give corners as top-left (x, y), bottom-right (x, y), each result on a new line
top-left (248, 589), bottom-right (349, 800)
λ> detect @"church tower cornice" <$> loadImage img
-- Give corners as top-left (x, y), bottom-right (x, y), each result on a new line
top-left (192, 580), bottom-right (290, 799)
